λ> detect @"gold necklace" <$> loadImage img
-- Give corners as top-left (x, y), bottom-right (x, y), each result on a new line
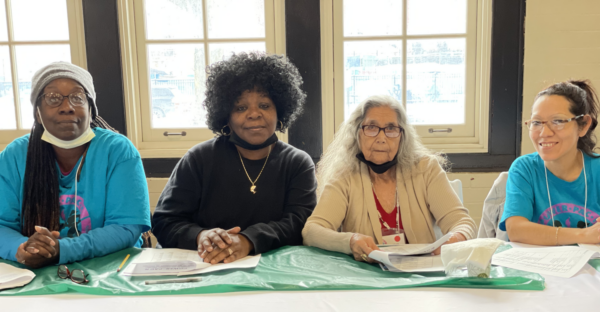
top-left (237, 146), bottom-right (272, 194)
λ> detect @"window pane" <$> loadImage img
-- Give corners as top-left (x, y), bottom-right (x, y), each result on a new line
top-left (0, 46), bottom-right (15, 129)
top-left (343, 0), bottom-right (402, 37)
top-left (344, 41), bottom-right (402, 120)
top-left (406, 39), bottom-right (465, 125)
top-left (145, 0), bottom-right (204, 40)
top-left (407, 0), bottom-right (466, 35)
top-left (206, 0), bottom-right (265, 39)
top-left (16, 45), bottom-right (71, 129)
top-left (208, 42), bottom-right (265, 65)
top-left (12, 0), bottom-right (69, 41)
top-left (148, 44), bottom-right (206, 128)
top-left (0, 2), bottom-right (8, 41)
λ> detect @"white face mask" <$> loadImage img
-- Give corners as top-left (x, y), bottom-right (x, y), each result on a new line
top-left (37, 106), bottom-right (95, 149)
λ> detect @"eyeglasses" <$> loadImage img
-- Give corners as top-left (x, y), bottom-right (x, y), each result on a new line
top-left (57, 265), bottom-right (89, 284)
top-left (39, 92), bottom-right (89, 108)
top-left (361, 125), bottom-right (403, 138)
top-left (525, 114), bottom-right (584, 132)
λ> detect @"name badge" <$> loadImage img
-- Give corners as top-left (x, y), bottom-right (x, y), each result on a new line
top-left (381, 228), bottom-right (406, 245)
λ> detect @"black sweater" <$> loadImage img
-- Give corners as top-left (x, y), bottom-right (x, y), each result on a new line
top-left (152, 136), bottom-right (317, 254)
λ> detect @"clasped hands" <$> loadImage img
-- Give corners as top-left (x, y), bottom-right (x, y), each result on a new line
top-left (15, 226), bottom-right (60, 269)
top-left (350, 232), bottom-right (466, 263)
top-left (196, 227), bottom-right (254, 264)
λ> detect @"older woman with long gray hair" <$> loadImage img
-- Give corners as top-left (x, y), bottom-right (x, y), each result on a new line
top-left (302, 95), bottom-right (476, 263)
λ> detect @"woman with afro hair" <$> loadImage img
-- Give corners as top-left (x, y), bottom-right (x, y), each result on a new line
top-left (152, 52), bottom-right (317, 263)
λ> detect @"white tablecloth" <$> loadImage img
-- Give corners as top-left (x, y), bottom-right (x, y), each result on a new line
top-left (4, 263), bottom-right (599, 312)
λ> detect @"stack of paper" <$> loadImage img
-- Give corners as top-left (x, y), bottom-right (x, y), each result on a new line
top-left (121, 248), bottom-right (261, 276)
top-left (0, 263), bottom-right (35, 290)
top-left (579, 244), bottom-right (600, 258)
top-left (369, 233), bottom-right (452, 272)
top-left (492, 246), bottom-right (599, 278)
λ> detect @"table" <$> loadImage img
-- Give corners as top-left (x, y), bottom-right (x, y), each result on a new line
top-left (3, 248), bottom-right (599, 312)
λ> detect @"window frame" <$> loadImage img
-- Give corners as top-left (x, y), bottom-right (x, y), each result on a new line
top-left (320, 0), bottom-right (524, 171)
top-left (118, 0), bottom-right (287, 159)
top-left (322, 0), bottom-right (492, 154)
top-left (0, 0), bottom-right (87, 151)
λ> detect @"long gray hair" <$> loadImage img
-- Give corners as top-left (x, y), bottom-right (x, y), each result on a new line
top-left (317, 95), bottom-right (447, 195)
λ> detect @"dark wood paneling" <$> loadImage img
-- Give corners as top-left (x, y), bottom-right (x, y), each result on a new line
top-left (285, 0), bottom-right (323, 160)
top-left (82, 0), bottom-right (127, 135)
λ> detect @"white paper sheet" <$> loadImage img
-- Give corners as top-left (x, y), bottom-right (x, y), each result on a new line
top-left (491, 246), bottom-right (598, 278)
top-left (0, 263), bottom-right (35, 290)
top-left (380, 255), bottom-right (444, 273)
top-left (121, 248), bottom-right (260, 276)
top-left (578, 244), bottom-right (600, 258)
top-left (371, 232), bottom-right (452, 258)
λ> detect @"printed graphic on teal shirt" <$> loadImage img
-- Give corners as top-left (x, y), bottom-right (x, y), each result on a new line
top-left (59, 194), bottom-right (91, 237)
top-left (538, 203), bottom-right (599, 228)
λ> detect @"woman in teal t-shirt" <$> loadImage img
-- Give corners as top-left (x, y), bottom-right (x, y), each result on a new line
top-left (501, 80), bottom-right (600, 245)
top-left (0, 62), bottom-right (151, 268)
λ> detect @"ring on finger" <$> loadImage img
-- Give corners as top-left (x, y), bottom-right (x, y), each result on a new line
top-left (361, 254), bottom-right (368, 262)
top-left (228, 248), bottom-right (233, 256)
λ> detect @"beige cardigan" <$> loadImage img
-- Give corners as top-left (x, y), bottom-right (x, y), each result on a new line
top-left (302, 157), bottom-right (476, 254)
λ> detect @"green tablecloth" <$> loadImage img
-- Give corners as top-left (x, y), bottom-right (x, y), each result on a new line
top-left (0, 246), bottom-right (545, 296)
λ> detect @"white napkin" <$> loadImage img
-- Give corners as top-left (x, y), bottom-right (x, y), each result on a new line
top-left (441, 238), bottom-right (505, 277)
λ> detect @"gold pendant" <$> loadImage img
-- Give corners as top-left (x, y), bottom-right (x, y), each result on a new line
top-left (250, 185), bottom-right (256, 194)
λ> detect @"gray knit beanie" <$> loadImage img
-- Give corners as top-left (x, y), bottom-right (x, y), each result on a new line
top-left (30, 62), bottom-right (98, 117)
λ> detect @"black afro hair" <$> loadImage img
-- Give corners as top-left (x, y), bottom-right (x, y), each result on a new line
top-left (203, 52), bottom-right (306, 134)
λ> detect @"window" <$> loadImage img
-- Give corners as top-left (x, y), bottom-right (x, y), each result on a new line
top-left (323, 0), bottom-right (492, 153)
top-left (120, 0), bottom-right (285, 158)
top-left (0, 0), bottom-right (86, 150)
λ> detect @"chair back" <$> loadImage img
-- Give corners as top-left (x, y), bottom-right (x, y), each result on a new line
top-left (477, 172), bottom-right (509, 241)
top-left (433, 179), bottom-right (463, 239)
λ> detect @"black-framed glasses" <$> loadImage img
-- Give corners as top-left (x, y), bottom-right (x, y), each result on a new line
top-left (57, 265), bottom-right (89, 284)
top-left (39, 92), bottom-right (89, 108)
top-left (361, 125), bottom-right (403, 138)
top-left (524, 114), bottom-right (584, 132)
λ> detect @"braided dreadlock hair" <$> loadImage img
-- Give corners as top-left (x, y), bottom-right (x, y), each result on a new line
top-left (21, 96), bottom-right (116, 237)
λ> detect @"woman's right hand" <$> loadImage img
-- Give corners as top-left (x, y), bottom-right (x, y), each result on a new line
top-left (197, 227), bottom-right (241, 255)
top-left (349, 233), bottom-right (380, 263)
top-left (581, 217), bottom-right (600, 244)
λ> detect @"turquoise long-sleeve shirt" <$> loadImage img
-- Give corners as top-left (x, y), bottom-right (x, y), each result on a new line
top-left (0, 128), bottom-right (151, 264)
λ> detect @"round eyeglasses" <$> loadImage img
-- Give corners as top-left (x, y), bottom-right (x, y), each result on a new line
top-left (361, 125), bottom-right (403, 138)
top-left (57, 265), bottom-right (89, 284)
top-left (524, 114), bottom-right (584, 132)
top-left (39, 92), bottom-right (89, 108)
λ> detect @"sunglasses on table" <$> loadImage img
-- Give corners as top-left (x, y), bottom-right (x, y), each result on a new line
top-left (57, 265), bottom-right (89, 284)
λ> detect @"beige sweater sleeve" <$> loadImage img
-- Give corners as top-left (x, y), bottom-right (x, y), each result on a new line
top-left (302, 177), bottom-right (354, 254)
top-left (422, 158), bottom-right (477, 240)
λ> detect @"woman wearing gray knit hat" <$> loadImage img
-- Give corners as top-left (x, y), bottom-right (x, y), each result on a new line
top-left (0, 62), bottom-right (151, 269)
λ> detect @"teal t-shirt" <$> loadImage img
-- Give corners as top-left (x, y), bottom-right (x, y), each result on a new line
top-left (0, 128), bottom-right (151, 263)
top-left (500, 152), bottom-right (600, 231)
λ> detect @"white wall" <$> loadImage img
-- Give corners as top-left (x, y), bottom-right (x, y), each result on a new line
top-left (146, 0), bottom-right (600, 234)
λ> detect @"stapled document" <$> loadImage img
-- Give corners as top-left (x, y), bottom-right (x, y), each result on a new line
top-left (492, 246), bottom-right (598, 278)
top-left (121, 248), bottom-right (260, 276)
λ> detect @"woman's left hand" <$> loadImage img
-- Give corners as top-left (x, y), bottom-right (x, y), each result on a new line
top-left (432, 232), bottom-right (466, 255)
top-left (200, 232), bottom-right (254, 264)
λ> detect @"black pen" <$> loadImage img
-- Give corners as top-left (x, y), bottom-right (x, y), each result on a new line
top-left (144, 277), bottom-right (202, 285)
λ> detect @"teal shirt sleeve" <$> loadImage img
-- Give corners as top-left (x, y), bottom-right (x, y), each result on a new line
top-left (58, 224), bottom-right (143, 264)
top-left (0, 137), bottom-right (28, 261)
top-left (499, 156), bottom-right (536, 231)
top-left (104, 155), bottom-right (151, 229)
